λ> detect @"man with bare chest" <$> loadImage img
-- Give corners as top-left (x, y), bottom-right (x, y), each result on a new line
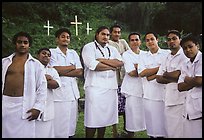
top-left (3, 55), bottom-right (27, 97)
top-left (2, 32), bottom-right (47, 138)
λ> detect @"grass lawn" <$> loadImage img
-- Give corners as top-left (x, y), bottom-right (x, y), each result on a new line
top-left (74, 111), bottom-right (149, 138)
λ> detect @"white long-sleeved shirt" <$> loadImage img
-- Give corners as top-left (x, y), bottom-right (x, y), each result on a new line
top-left (42, 66), bottom-right (61, 121)
top-left (2, 53), bottom-right (47, 119)
top-left (82, 41), bottom-right (123, 89)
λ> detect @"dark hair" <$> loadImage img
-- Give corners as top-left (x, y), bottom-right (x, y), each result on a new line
top-left (167, 29), bottom-right (181, 39)
top-left (37, 47), bottom-right (51, 55)
top-left (12, 31), bottom-right (32, 47)
top-left (144, 31), bottom-right (158, 40)
top-left (110, 24), bottom-right (121, 33)
top-left (55, 28), bottom-right (71, 38)
top-left (180, 33), bottom-right (199, 47)
top-left (128, 32), bottom-right (141, 41)
top-left (94, 26), bottom-right (109, 40)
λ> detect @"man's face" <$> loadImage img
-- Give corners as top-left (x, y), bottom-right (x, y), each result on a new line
top-left (96, 29), bottom-right (110, 46)
top-left (37, 50), bottom-right (51, 66)
top-left (129, 34), bottom-right (141, 49)
top-left (145, 33), bottom-right (158, 50)
top-left (56, 32), bottom-right (70, 47)
top-left (182, 40), bottom-right (199, 59)
top-left (167, 33), bottom-right (181, 50)
top-left (111, 27), bottom-right (121, 42)
top-left (15, 36), bottom-right (30, 54)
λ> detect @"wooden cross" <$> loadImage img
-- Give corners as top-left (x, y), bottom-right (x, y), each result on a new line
top-left (70, 15), bottom-right (82, 36)
top-left (86, 23), bottom-right (92, 35)
top-left (43, 20), bottom-right (53, 36)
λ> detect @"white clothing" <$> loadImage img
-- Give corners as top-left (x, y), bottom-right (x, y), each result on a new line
top-left (178, 51), bottom-right (202, 138)
top-left (2, 95), bottom-right (35, 138)
top-left (138, 48), bottom-right (169, 137)
top-left (178, 51), bottom-right (202, 120)
top-left (108, 39), bottom-right (130, 85)
top-left (2, 53), bottom-right (47, 138)
top-left (49, 47), bottom-right (82, 101)
top-left (2, 53), bottom-right (47, 118)
top-left (164, 105), bottom-right (185, 138)
top-left (84, 87), bottom-right (118, 127)
top-left (36, 66), bottom-right (61, 138)
top-left (157, 48), bottom-right (188, 106)
top-left (121, 49), bottom-right (146, 97)
top-left (49, 47), bottom-right (82, 138)
top-left (138, 48), bottom-right (170, 101)
top-left (53, 101), bottom-right (71, 138)
top-left (121, 49), bottom-right (146, 132)
top-left (68, 100), bottom-right (78, 136)
top-left (143, 99), bottom-right (167, 137)
top-left (156, 48), bottom-right (188, 138)
top-left (82, 41), bottom-right (122, 128)
top-left (82, 41), bottom-right (123, 90)
top-left (183, 118), bottom-right (202, 138)
top-left (125, 96), bottom-right (146, 132)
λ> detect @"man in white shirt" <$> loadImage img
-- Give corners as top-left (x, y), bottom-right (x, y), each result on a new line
top-left (156, 30), bottom-right (188, 138)
top-left (82, 26), bottom-right (124, 138)
top-left (121, 32), bottom-right (146, 138)
top-left (138, 32), bottom-right (170, 138)
top-left (178, 34), bottom-right (202, 138)
top-left (2, 32), bottom-right (47, 138)
top-left (49, 28), bottom-right (83, 138)
top-left (108, 24), bottom-right (130, 138)
top-left (36, 47), bottom-right (61, 138)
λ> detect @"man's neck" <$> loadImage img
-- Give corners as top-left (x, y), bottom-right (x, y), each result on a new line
top-left (59, 45), bottom-right (68, 55)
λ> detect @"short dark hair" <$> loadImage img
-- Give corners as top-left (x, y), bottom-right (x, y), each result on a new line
top-left (55, 28), bottom-right (71, 38)
top-left (128, 32), bottom-right (141, 41)
top-left (37, 47), bottom-right (51, 55)
top-left (180, 33), bottom-right (199, 47)
top-left (12, 31), bottom-right (32, 47)
top-left (144, 31), bottom-right (158, 40)
top-left (167, 29), bottom-right (181, 39)
top-left (110, 24), bottom-right (121, 33)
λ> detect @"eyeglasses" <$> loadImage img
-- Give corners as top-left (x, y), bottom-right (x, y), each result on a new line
top-left (130, 39), bottom-right (139, 41)
top-left (167, 37), bottom-right (178, 42)
top-left (16, 40), bottom-right (29, 44)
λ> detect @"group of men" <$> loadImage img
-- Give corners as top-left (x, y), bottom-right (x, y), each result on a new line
top-left (2, 25), bottom-right (202, 138)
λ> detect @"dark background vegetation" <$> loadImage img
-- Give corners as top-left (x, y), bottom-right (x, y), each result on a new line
top-left (2, 2), bottom-right (202, 57)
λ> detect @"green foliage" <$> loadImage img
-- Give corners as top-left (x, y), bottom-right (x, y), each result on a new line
top-left (2, 2), bottom-right (202, 57)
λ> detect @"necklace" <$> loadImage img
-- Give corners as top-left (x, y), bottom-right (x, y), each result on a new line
top-left (94, 41), bottom-right (111, 58)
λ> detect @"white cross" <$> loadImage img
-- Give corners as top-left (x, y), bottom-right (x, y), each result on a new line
top-left (86, 23), bottom-right (92, 35)
top-left (70, 15), bottom-right (82, 36)
top-left (43, 20), bottom-right (53, 36)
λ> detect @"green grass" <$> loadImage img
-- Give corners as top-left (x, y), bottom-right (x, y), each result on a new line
top-left (74, 111), bottom-right (149, 138)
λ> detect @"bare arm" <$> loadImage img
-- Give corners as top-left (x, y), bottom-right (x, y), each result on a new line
top-left (97, 58), bottom-right (124, 68)
top-left (156, 75), bottom-right (175, 84)
top-left (184, 76), bottom-right (202, 87)
top-left (53, 65), bottom-right (76, 76)
top-left (178, 76), bottom-right (202, 92)
top-left (64, 68), bottom-right (83, 78)
top-left (128, 64), bottom-right (139, 77)
top-left (45, 74), bottom-right (59, 89)
top-left (139, 67), bottom-right (159, 77)
top-left (163, 70), bottom-right (181, 82)
top-left (95, 62), bottom-right (116, 71)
